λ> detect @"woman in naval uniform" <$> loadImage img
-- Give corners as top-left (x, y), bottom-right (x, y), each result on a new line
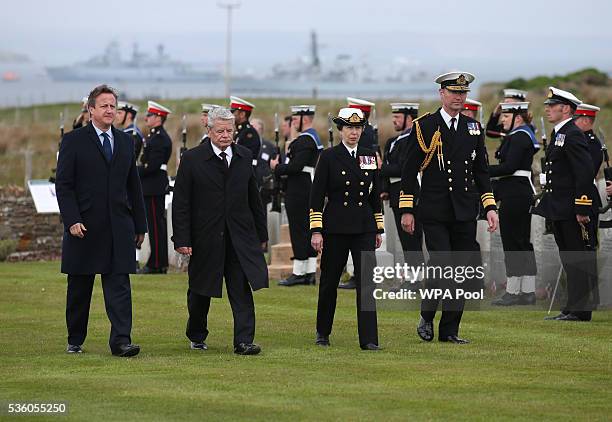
top-left (309, 108), bottom-right (384, 350)
top-left (489, 102), bottom-right (539, 306)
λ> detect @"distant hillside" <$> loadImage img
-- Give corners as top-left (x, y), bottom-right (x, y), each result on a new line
top-left (0, 51), bottom-right (30, 63)
top-left (481, 68), bottom-right (612, 107)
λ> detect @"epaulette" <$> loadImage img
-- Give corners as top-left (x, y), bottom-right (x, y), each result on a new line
top-left (413, 112), bottom-right (431, 123)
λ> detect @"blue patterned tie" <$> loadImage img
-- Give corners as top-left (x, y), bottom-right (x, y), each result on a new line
top-left (101, 132), bottom-right (112, 162)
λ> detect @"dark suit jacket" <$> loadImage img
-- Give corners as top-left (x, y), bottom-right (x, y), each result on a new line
top-left (56, 123), bottom-right (147, 275)
top-left (172, 140), bottom-right (269, 297)
top-left (400, 109), bottom-right (496, 222)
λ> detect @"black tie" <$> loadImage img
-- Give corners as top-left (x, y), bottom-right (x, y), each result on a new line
top-left (550, 130), bottom-right (556, 142)
top-left (351, 150), bottom-right (356, 159)
top-left (450, 117), bottom-right (456, 132)
top-left (101, 132), bottom-right (112, 162)
top-left (219, 151), bottom-right (229, 169)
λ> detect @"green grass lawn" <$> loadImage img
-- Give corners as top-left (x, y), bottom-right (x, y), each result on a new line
top-left (1, 261), bottom-right (610, 421)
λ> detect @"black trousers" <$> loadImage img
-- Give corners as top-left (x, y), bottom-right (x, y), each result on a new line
top-left (420, 220), bottom-right (480, 338)
top-left (285, 193), bottom-right (317, 261)
top-left (552, 219), bottom-right (596, 320)
top-left (144, 194), bottom-right (168, 270)
top-left (66, 273), bottom-right (132, 351)
top-left (317, 232), bottom-right (378, 346)
top-left (186, 230), bottom-right (255, 346)
top-left (391, 205), bottom-right (423, 256)
top-left (498, 195), bottom-right (537, 277)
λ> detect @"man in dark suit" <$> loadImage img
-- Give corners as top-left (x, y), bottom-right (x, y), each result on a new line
top-left (55, 84), bottom-right (147, 357)
top-left (172, 107), bottom-right (269, 355)
top-left (400, 72), bottom-right (499, 344)
top-left (138, 101), bottom-right (173, 274)
top-left (533, 87), bottom-right (597, 322)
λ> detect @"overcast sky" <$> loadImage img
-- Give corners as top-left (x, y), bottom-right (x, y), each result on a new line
top-left (2, 0), bottom-right (611, 81)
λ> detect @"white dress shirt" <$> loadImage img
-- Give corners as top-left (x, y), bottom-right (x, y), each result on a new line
top-left (211, 142), bottom-right (233, 166)
top-left (342, 141), bottom-right (358, 158)
top-left (553, 118), bottom-right (573, 134)
top-left (92, 123), bottom-right (114, 152)
top-left (439, 107), bottom-right (460, 130)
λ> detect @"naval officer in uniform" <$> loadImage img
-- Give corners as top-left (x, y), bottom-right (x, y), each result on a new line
top-left (310, 107), bottom-right (383, 350)
top-left (400, 71), bottom-right (499, 344)
top-left (533, 87), bottom-right (596, 322)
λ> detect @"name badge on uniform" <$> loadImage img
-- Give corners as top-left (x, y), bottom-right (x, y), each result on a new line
top-left (554, 133), bottom-right (566, 147)
top-left (261, 152), bottom-right (270, 161)
top-left (467, 122), bottom-right (481, 136)
top-left (359, 155), bottom-right (377, 170)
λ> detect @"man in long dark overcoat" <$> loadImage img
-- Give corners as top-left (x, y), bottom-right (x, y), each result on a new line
top-left (172, 107), bottom-right (268, 355)
top-left (56, 84), bottom-right (147, 357)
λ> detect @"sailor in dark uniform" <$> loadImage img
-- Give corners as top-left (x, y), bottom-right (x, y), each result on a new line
top-left (271, 105), bottom-right (322, 286)
top-left (573, 102), bottom-right (603, 310)
top-left (347, 97), bottom-right (378, 152)
top-left (489, 102), bottom-right (539, 306)
top-left (230, 96), bottom-right (261, 168)
top-left (251, 118), bottom-right (280, 213)
top-left (138, 101), bottom-right (173, 274)
top-left (380, 103), bottom-right (423, 259)
top-left (199, 103), bottom-right (220, 144)
top-left (115, 101), bottom-right (144, 159)
top-left (400, 71), bottom-right (499, 344)
top-left (485, 89), bottom-right (528, 139)
top-left (310, 107), bottom-right (383, 350)
top-left (533, 87), bottom-right (596, 321)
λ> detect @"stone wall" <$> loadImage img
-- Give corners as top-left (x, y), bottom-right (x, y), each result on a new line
top-left (0, 185), bottom-right (63, 261)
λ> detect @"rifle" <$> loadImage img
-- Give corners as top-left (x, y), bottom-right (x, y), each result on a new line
top-left (49, 112), bottom-right (64, 183)
top-left (327, 112), bottom-right (334, 147)
top-left (597, 128), bottom-right (612, 227)
top-left (270, 113), bottom-right (282, 213)
top-left (371, 108), bottom-right (379, 148)
top-left (180, 114), bottom-right (188, 159)
top-left (536, 116), bottom-right (554, 234)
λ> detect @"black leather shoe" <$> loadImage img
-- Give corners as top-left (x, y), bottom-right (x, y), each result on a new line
top-left (439, 335), bottom-right (470, 344)
top-left (518, 292), bottom-right (536, 305)
top-left (556, 313), bottom-right (587, 322)
top-left (112, 344), bottom-right (140, 357)
top-left (66, 344), bottom-right (82, 354)
top-left (315, 333), bottom-right (330, 346)
top-left (234, 343), bottom-right (261, 355)
top-left (491, 292), bottom-right (521, 306)
top-left (190, 341), bottom-right (208, 350)
top-left (278, 274), bottom-right (308, 286)
top-left (544, 313), bottom-right (566, 320)
top-left (304, 273), bottom-right (317, 285)
top-left (360, 343), bottom-right (381, 351)
top-left (417, 317), bottom-right (434, 342)
top-left (338, 277), bottom-right (356, 290)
